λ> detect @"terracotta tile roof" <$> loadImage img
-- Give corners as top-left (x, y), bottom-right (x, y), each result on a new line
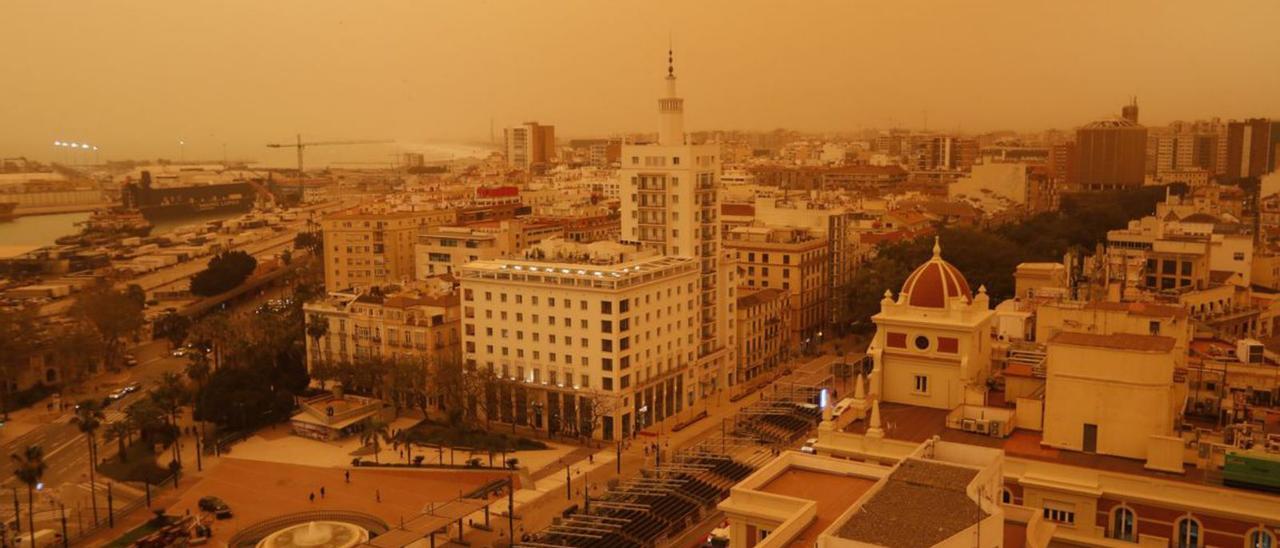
top-left (901, 255), bottom-right (971, 309)
top-left (1049, 332), bottom-right (1176, 353)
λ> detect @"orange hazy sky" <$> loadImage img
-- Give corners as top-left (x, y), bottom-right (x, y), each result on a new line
top-left (2, 0), bottom-right (1278, 162)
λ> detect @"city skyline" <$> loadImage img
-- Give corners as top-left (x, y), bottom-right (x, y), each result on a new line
top-left (2, 0), bottom-right (1279, 161)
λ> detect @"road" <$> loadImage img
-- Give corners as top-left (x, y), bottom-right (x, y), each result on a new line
top-left (0, 269), bottom-right (300, 538)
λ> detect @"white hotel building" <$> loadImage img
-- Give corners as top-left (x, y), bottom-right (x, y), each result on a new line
top-left (459, 240), bottom-right (701, 441)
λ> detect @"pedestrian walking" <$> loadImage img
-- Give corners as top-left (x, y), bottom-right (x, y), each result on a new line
top-left (309, 492), bottom-right (315, 503)
top-left (320, 486), bottom-right (326, 498)
top-left (345, 470), bottom-right (351, 483)
top-left (376, 489), bottom-right (381, 503)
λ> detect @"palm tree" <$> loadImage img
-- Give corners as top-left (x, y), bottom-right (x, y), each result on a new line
top-left (71, 399), bottom-right (105, 525)
top-left (392, 431), bottom-right (416, 464)
top-left (150, 373), bottom-right (188, 466)
top-left (359, 417), bottom-right (391, 464)
top-left (10, 445), bottom-right (47, 546)
top-left (105, 420), bottom-right (133, 463)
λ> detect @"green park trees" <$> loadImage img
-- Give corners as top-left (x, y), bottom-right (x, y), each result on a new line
top-left (190, 250), bottom-right (258, 297)
top-left (839, 185), bottom-right (1171, 334)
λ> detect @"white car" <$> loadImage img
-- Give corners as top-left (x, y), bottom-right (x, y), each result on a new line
top-left (801, 438), bottom-right (818, 454)
top-left (831, 397), bottom-right (855, 419)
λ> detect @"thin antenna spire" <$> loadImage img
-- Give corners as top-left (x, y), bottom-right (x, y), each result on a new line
top-left (667, 34), bottom-right (674, 77)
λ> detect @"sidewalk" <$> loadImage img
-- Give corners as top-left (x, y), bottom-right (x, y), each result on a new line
top-left (462, 352), bottom-right (838, 545)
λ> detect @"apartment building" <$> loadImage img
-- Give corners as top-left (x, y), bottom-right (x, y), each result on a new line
top-left (725, 225), bottom-right (829, 346)
top-left (504, 121), bottom-right (556, 171)
top-left (735, 287), bottom-right (790, 393)
top-left (459, 241), bottom-right (701, 441)
top-left (321, 208), bottom-right (458, 292)
top-left (414, 219), bottom-right (564, 277)
top-left (302, 288), bottom-right (462, 372)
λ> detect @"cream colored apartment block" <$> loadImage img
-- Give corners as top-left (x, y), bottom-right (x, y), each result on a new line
top-left (322, 208), bottom-right (457, 292)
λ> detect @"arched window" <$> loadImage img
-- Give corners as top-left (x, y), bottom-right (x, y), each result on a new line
top-left (1175, 516), bottom-right (1201, 548)
top-left (1247, 528), bottom-right (1276, 548)
top-left (1001, 488), bottom-right (1013, 505)
top-left (1110, 506), bottom-right (1136, 541)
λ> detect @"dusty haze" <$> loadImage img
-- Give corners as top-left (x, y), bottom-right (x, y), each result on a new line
top-left (2, 0), bottom-right (1278, 162)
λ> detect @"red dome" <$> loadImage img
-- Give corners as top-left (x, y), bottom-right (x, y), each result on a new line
top-left (900, 239), bottom-right (971, 309)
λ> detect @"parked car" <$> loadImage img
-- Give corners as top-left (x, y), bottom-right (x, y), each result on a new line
top-left (123, 355), bottom-right (139, 367)
top-left (801, 438), bottom-right (818, 454)
top-left (123, 382), bottom-right (142, 394)
top-left (831, 397), bottom-right (855, 419)
top-left (198, 496), bottom-right (232, 519)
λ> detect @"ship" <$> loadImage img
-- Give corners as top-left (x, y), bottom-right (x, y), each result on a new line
top-left (122, 170), bottom-right (259, 221)
top-left (0, 202), bottom-right (16, 221)
top-left (54, 208), bottom-right (152, 245)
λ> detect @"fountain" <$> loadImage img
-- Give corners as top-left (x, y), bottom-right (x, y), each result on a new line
top-left (256, 520), bottom-right (368, 548)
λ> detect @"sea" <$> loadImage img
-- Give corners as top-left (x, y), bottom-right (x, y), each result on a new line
top-left (0, 141), bottom-right (495, 255)
top-left (0, 209), bottom-right (248, 256)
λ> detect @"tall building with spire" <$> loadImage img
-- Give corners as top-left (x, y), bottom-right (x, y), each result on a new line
top-left (620, 49), bottom-right (735, 416)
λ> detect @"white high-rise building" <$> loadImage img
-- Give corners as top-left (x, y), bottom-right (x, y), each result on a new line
top-left (620, 50), bottom-right (735, 403)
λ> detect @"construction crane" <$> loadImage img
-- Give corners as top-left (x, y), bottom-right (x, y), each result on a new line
top-left (265, 134), bottom-right (393, 174)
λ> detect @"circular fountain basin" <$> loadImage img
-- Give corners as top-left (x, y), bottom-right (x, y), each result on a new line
top-left (255, 520), bottom-right (369, 548)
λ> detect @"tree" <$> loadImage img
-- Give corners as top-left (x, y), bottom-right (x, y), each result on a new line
top-left (305, 314), bottom-right (329, 347)
top-left (153, 312), bottom-right (192, 349)
top-left (293, 231), bottom-right (322, 254)
top-left (428, 352), bottom-right (466, 426)
top-left (185, 352), bottom-right (212, 390)
top-left (150, 373), bottom-right (189, 465)
top-left (124, 284), bottom-right (147, 307)
top-left (192, 367), bottom-right (292, 430)
top-left (73, 281), bottom-right (145, 371)
top-left (463, 365), bottom-right (501, 429)
top-left (71, 399), bottom-right (105, 525)
top-left (125, 398), bottom-right (170, 445)
top-left (51, 322), bottom-right (104, 384)
top-left (10, 445), bottom-right (47, 546)
top-left (839, 185), bottom-right (1172, 334)
top-left (189, 250), bottom-right (258, 297)
top-left (105, 420), bottom-right (133, 463)
top-left (360, 417), bottom-right (391, 464)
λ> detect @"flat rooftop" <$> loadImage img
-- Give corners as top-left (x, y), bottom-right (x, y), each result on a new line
top-left (758, 468), bottom-right (875, 547)
top-left (836, 460), bottom-right (983, 547)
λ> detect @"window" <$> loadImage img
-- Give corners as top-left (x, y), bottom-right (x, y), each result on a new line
top-left (1174, 517), bottom-right (1200, 548)
top-left (603, 377), bottom-right (613, 391)
top-left (913, 375), bottom-right (929, 394)
top-left (1001, 488), bottom-right (1012, 504)
top-left (1110, 506), bottom-right (1136, 541)
top-left (602, 320), bottom-right (613, 333)
top-left (1247, 528), bottom-right (1276, 548)
top-left (602, 358), bottom-right (613, 371)
top-left (913, 335), bottom-right (930, 351)
top-left (1043, 506), bottom-right (1075, 525)
top-left (1149, 320), bottom-right (1160, 335)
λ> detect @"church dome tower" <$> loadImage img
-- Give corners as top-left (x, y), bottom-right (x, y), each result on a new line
top-left (898, 237), bottom-right (973, 309)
